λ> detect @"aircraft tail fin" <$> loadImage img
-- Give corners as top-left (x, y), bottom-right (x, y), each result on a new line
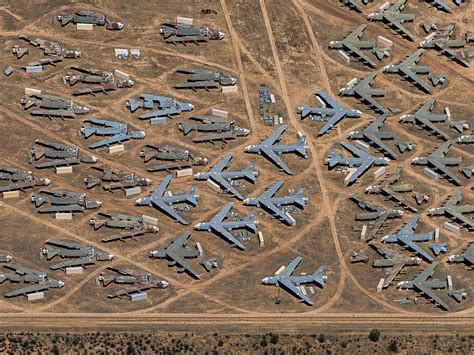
top-left (243, 161), bottom-right (257, 182)
top-left (293, 188), bottom-right (306, 209)
top-left (185, 185), bottom-right (198, 206)
top-left (126, 99), bottom-right (141, 113)
top-left (82, 125), bottom-right (96, 139)
top-left (244, 211), bottom-right (258, 232)
top-left (312, 265), bottom-right (325, 286)
top-left (295, 135), bottom-right (308, 157)
top-left (180, 124), bottom-right (193, 135)
top-left (326, 148), bottom-right (340, 168)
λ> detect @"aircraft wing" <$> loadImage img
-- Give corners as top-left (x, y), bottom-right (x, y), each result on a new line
top-left (383, 260), bottom-right (405, 287)
top-left (413, 261), bottom-right (438, 283)
top-left (444, 188), bottom-right (463, 207)
top-left (278, 277), bottom-right (313, 305)
top-left (398, 214), bottom-right (420, 234)
top-left (317, 91), bottom-right (344, 109)
top-left (345, 24), bottom-right (366, 42)
top-left (428, 141), bottom-right (451, 158)
top-left (445, 208), bottom-right (474, 230)
top-left (210, 152), bottom-right (232, 172)
top-left (210, 203), bottom-right (233, 223)
top-left (399, 236), bottom-right (433, 262)
top-left (428, 158), bottom-right (462, 186)
top-left (414, 283), bottom-right (449, 310)
top-left (151, 199), bottom-right (189, 224)
top-left (152, 175), bottom-right (172, 198)
top-left (261, 199), bottom-right (294, 225)
top-left (388, 0), bottom-right (406, 12)
top-left (279, 256), bottom-right (302, 277)
top-left (5, 285), bottom-right (49, 298)
top-left (344, 42), bottom-right (376, 68)
top-left (211, 225), bottom-right (245, 250)
top-left (357, 91), bottom-right (387, 114)
top-left (357, 71), bottom-right (377, 89)
top-left (367, 213), bottom-right (389, 240)
top-left (260, 147), bottom-right (292, 175)
top-left (347, 158), bottom-right (374, 184)
top-left (399, 67), bottom-right (431, 94)
top-left (166, 251), bottom-right (200, 279)
top-left (401, 49), bottom-right (424, 66)
top-left (261, 125), bottom-right (286, 145)
top-left (384, 14), bottom-right (415, 41)
top-left (364, 132), bottom-right (397, 160)
top-left (317, 111), bottom-right (347, 136)
top-left (414, 116), bottom-right (450, 140)
top-left (211, 175), bottom-right (244, 200)
top-left (260, 181), bottom-right (284, 199)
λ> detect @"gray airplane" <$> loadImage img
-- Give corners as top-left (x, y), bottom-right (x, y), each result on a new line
top-left (49, 257), bottom-right (96, 271)
top-left (382, 214), bottom-right (434, 262)
top-left (244, 125), bottom-right (308, 175)
top-left (97, 267), bottom-right (169, 288)
top-left (63, 66), bottom-right (115, 86)
top-left (420, 25), bottom-right (469, 67)
top-left (107, 285), bottom-right (158, 299)
top-left (21, 92), bottom-right (89, 119)
top-left (428, 188), bottom-right (474, 231)
top-left (31, 189), bottom-right (102, 214)
top-left (4, 264), bottom-right (47, 281)
top-left (329, 25), bottom-right (377, 68)
top-left (160, 21), bottom-right (224, 45)
top-left (4, 279), bottom-right (64, 298)
top-left (339, 72), bottom-right (394, 114)
top-left (127, 93), bottom-right (194, 121)
top-left (23, 56), bottom-right (63, 69)
top-left (400, 99), bottom-right (450, 141)
top-left (135, 174), bottom-right (198, 225)
top-left (194, 152), bottom-right (258, 200)
top-left (72, 84), bottom-right (117, 96)
top-left (84, 166), bottom-right (152, 192)
top-left (298, 91), bottom-right (361, 136)
top-left (0, 168), bottom-right (51, 193)
top-left (174, 68), bottom-right (237, 90)
top-left (19, 35), bottom-right (81, 58)
top-left (28, 139), bottom-right (97, 169)
top-left (179, 115), bottom-right (249, 138)
top-left (347, 114), bottom-right (398, 160)
top-left (194, 203), bottom-right (258, 250)
top-left (448, 243), bottom-right (473, 269)
top-left (79, 118), bottom-right (145, 149)
top-left (411, 140), bottom-right (463, 186)
top-left (368, 0), bottom-right (416, 41)
top-left (243, 181), bottom-right (307, 226)
top-left (139, 144), bottom-right (208, 172)
top-left (149, 232), bottom-right (200, 279)
top-left (0, 253), bottom-right (12, 263)
top-left (383, 49), bottom-right (432, 94)
top-left (325, 142), bottom-right (390, 185)
top-left (192, 130), bottom-right (249, 146)
top-left (56, 10), bottom-right (123, 30)
top-left (261, 256), bottom-right (326, 306)
top-left (425, 0), bottom-right (452, 12)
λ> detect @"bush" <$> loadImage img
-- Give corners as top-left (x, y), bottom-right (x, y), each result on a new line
top-left (270, 334), bottom-right (280, 345)
top-left (217, 340), bottom-right (224, 347)
top-left (318, 334), bottom-right (326, 343)
top-left (260, 338), bottom-right (268, 348)
top-left (388, 340), bottom-right (399, 353)
top-left (369, 329), bottom-right (381, 343)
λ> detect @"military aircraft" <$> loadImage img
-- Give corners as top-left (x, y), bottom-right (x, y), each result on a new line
top-left (347, 114), bottom-right (398, 160)
top-left (458, 135), bottom-right (474, 144)
top-left (4, 264), bottom-right (48, 282)
top-left (23, 55), bottom-right (63, 69)
top-left (40, 240), bottom-right (113, 263)
top-left (397, 262), bottom-right (449, 310)
top-left (97, 267), bottom-right (168, 288)
top-left (400, 99), bottom-right (450, 141)
top-left (350, 194), bottom-right (404, 241)
top-left (0, 271), bottom-right (20, 284)
top-left (63, 66), bottom-right (115, 86)
top-left (194, 203), bottom-right (258, 250)
top-left (56, 10), bottom-right (123, 30)
top-left (127, 93), bottom-right (194, 121)
top-left (384, 49), bottom-right (432, 94)
top-left (149, 232), bottom-right (200, 279)
top-left (194, 152), bottom-right (258, 200)
top-left (425, 0), bottom-right (452, 12)
top-left (192, 130), bottom-right (250, 146)
top-left (72, 84), bottom-right (117, 96)
top-left (368, 0), bottom-right (416, 41)
top-left (135, 175), bottom-right (198, 225)
top-left (174, 68), bottom-right (237, 90)
top-left (244, 125), bottom-right (308, 175)
top-left (411, 140), bottom-right (463, 186)
top-left (160, 21), bottom-right (224, 45)
top-left (12, 45), bottom-right (28, 59)
top-left (261, 256), bottom-right (326, 306)
top-left (49, 257), bottom-right (97, 271)
top-left (382, 214), bottom-right (434, 262)
top-left (329, 25), bottom-right (377, 68)
top-left (448, 243), bottom-right (473, 269)
top-left (84, 166), bottom-right (152, 192)
top-left (339, 72), bottom-right (394, 114)
top-left (325, 142), bottom-right (390, 185)
top-left (107, 285), bottom-right (157, 299)
top-left (79, 118), bottom-right (145, 149)
top-left (369, 240), bottom-right (422, 288)
top-left (0, 168), bottom-right (51, 193)
top-left (179, 115), bottom-right (249, 138)
top-left (28, 139), bottom-right (97, 169)
top-left (19, 35), bottom-right (81, 58)
top-left (428, 188), bottom-right (474, 231)
top-left (139, 144), bottom-right (208, 172)
top-left (4, 279), bottom-right (64, 298)
top-left (21, 92), bottom-right (89, 119)
top-left (31, 189), bottom-right (102, 214)
top-left (243, 181), bottom-right (307, 226)
top-left (298, 91), bottom-right (361, 137)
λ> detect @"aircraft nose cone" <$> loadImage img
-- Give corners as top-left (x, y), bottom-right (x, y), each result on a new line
top-left (261, 277), bottom-right (268, 284)
top-left (243, 198), bottom-right (250, 204)
top-left (194, 223), bottom-right (202, 229)
top-left (44, 178), bottom-right (52, 185)
top-left (194, 172), bottom-right (202, 179)
top-left (59, 281), bottom-right (65, 287)
top-left (135, 198), bottom-right (143, 205)
top-left (145, 178), bottom-right (153, 185)
top-left (108, 254), bottom-right (114, 260)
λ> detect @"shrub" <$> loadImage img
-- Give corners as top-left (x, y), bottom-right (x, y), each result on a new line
top-left (369, 329), bottom-right (381, 343)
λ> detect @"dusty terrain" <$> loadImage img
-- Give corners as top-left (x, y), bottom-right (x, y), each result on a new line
top-left (0, 0), bottom-right (473, 335)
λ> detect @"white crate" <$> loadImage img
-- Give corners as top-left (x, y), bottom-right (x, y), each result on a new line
top-left (55, 212), bottom-right (72, 220)
top-left (222, 86), bottom-right (238, 93)
top-left (25, 88), bottom-right (41, 95)
top-left (77, 23), bottom-right (93, 31)
top-left (56, 166), bottom-right (73, 174)
top-left (114, 69), bottom-right (130, 80)
top-left (125, 187), bottom-right (142, 196)
top-left (66, 266), bottom-right (83, 275)
top-left (28, 292), bottom-right (44, 301)
top-left (211, 108), bottom-right (228, 118)
top-left (177, 17), bottom-right (193, 25)
top-left (108, 144), bottom-right (125, 154)
top-left (142, 215), bottom-right (158, 225)
top-left (176, 168), bottom-right (193, 177)
top-left (2, 191), bottom-right (20, 199)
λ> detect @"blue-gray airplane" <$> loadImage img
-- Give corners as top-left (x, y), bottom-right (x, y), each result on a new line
top-left (80, 118), bottom-right (145, 149)
top-left (194, 151), bottom-right (258, 200)
top-left (448, 243), bottom-right (474, 269)
top-left (261, 256), bottom-right (326, 306)
top-left (368, 0), bottom-right (416, 41)
top-left (411, 140), bottom-right (463, 186)
top-left (325, 142), bottom-right (390, 185)
top-left (340, 0), bottom-right (363, 12)
top-left (194, 203), bottom-right (258, 250)
top-left (382, 214), bottom-right (434, 262)
top-left (243, 181), bottom-right (307, 226)
top-left (174, 67), bottom-right (237, 91)
top-left (244, 125), bottom-right (308, 175)
top-left (135, 175), bottom-right (198, 225)
top-left (298, 91), bottom-right (361, 137)
top-left (400, 99), bottom-right (450, 141)
top-left (329, 25), bottom-right (377, 68)
top-left (424, 0), bottom-right (452, 12)
top-left (383, 49), bottom-right (432, 94)
top-left (126, 93), bottom-right (194, 121)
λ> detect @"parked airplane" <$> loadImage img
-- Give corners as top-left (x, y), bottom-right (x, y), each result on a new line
top-left (428, 188), bottom-right (474, 230)
top-left (329, 25), bottom-right (377, 68)
top-left (368, 0), bottom-right (416, 41)
top-left (448, 243), bottom-right (474, 269)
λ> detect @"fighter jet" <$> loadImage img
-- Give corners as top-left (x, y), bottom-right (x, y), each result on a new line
top-left (160, 21), bottom-right (224, 45)
top-left (84, 166), bottom-right (152, 192)
top-left (244, 125), bottom-right (308, 175)
top-left (347, 114), bottom-right (398, 160)
top-left (149, 232), bottom-right (200, 279)
top-left (382, 214), bottom-right (434, 262)
top-left (400, 99), bottom-right (450, 141)
top-left (28, 139), bottom-right (97, 169)
top-left (448, 243), bottom-right (474, 269)
top-left (56, 10), bottom-right (124, 30)
top-left (139, 144), bottom-right (208, 172)
top-left (397, 261), bottom-right (449, 310)
top-left (428, 188), bottom-right (474, 231)
top-left (243, 181), bottom-right (307, 226)
top-left (261, 256), bottom-right (326, 306)
top-left (174, 68), bottom-right (237, 90)
top-left (425, 0), bottom-right (452, 12)
top-left (31, 189), bottom-right (102, 214)
top-left (194, 203), bottom-right (258, 250)
top-left (79, 118), bottom-right (145, 149)
top-left (194, 152), bottom-right (258, 200)
top-left (411, 140), bottom-right (463, 186)
top-left (329, 25), bottom-right (377, 68)
top-left (384, 49), bottom-right (432, 94)
top-left (298, 91), bottom-right (361, 137)
top-left (369, 240), bottom-right (422, 288)
top-left (135, 175), bottom-right (198, 225)
top-left (0, 168), bottom-right (51, 193)
top-left (126, 93), bottom-right (194, 121)
top-left (325, 142), bottom-right (390, 185)
top-left (368, 0), bottom-right (416, 41)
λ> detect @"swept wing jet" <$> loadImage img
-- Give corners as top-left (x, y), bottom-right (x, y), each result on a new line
top-left (298, 91), bottom-right (361, 137)
top-left (384, 49), bottom-right (432, 94)
top-left (419, 26), bottom-right (469, 67)
top-left (174, 67), bottom-right (237, 90)
top-left (341, 0), bottom-right (363, 12)
top-left (261, 256), bottom-right (326, 306)
top-left (80, 118), bottom-right (145, 149)
top-left (428, 188), bottom-right (474, 230)
top-left (127, 94), bottom-right (194, 121)
top-left (243, 181), bottom-right (307, 226)
top-left (382, 214), bottom-right (434, 262)
top-left (135, 175), bottom-right (198, 225)
top-left (448, 243), bottom-right (474, 269)
top-left (244, 125), bottom-right (308, 175)
top-left (425, 0), bottom-right (452, 12)
top-left (194, 203), bottom-right (258, 250)
top-left (368, 0), bottom-right (416, 41)
top-left (411, 140), bottom-right (463, 186)
top-left (329, 25), bottom-right (377, 68)
top-left (149, 232), bottom-right (200, 279)
top-left (325, 142), bottom-right (390, 185)
top-left (400, 99), bottom-right (450, 141)
top-left (194, 152), bottom-right (258, 200)
top-left (5, 280), bottom-right (64, 298)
